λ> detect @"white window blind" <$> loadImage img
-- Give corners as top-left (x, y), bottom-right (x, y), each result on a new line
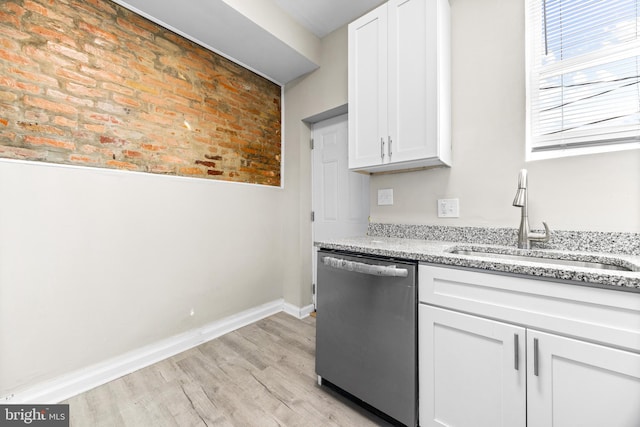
top-left (526, 0), bottom-right (640, 159)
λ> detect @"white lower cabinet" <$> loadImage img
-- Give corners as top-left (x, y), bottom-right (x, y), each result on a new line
top-left (418, 265), bottom-right (640, 427)
top-left (527, 329), bottom-right (640, 427)
top-left (419, 305), bottom-right (526, 426)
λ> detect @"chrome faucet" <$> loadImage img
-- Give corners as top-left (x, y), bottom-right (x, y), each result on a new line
top-left (512, 169), bottom-right (550, 249)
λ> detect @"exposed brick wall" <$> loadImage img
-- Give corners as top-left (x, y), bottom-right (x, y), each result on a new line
top-left (0, 0), bottom-right (282, 186)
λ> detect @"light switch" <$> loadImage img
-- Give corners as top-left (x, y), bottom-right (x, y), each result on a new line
top-left (438, 198), bottom-right (459, 218)
top-left (378, 188), bottom-right (394, 206)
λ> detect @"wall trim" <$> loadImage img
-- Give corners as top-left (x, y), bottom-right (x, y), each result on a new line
top-left (283, 302), bottom-right (315, 319)
top-left (3, 299), bottom-right (312, 404)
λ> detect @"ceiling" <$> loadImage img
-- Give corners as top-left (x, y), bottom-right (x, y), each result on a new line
top-left (113, 0), bottom-right (385, 84)
top-left (274, 0), bottom-right (386, 38)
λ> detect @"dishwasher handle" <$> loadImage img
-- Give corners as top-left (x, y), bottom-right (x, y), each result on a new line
top-left (322, 256), bottom-right (409, 277)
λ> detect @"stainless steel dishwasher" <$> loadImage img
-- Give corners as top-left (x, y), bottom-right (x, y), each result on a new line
top-left (316, 250), bottom-right (417, 427)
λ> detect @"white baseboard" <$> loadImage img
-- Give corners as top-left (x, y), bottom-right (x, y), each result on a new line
top-left (3, 299), bottom-right (311, 404)
top-left (283, 302), bottom-right (315, 319)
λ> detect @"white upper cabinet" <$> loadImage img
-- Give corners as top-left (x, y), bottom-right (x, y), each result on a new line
top-left (348, 0), bottom-right (451, 173)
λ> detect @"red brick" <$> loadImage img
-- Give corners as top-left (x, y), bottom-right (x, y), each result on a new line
top-left (83, 123), bottom-right (105, 133)
top-left (55, 68), bottom-right (95, 87)
top-left (83, 44), bottom-right (130, 66)
top-left (70, 154), bottom-right (99, 163)
top-left (23, 45), bottom-right (73, 68)
top-left (99, 135), bottom-right (127, 145)
top-left (141, 143), bottom-right (164, 152)
top-left (66, 82), bottom-right (107, 98)
top-left (0, 48), bottom-right (33, 66)
top-left (123, 150), bottom-right (142, 158)
top-left (24, 110), bottom-right (49, 123)
top-left (79, 65), bottom-right (124, 84)
top-left (80, 144), bottom-right (112, 156)
top-left (0, 145), bottom-right (45, 159)
top-left (160, 155), bottom-right (188, 164)
top-left (24, 95), bottom-right (78, 115)
top-left (78, 21), bottom-right (118, 44)
top-left (83, 111), bottom-right (119, 124)
top-left (74, 0), bottom-right (117, 16)
top-left (0, 25), bottom-right (30, 41)
top-left (96, 101), bottom-right (127, 115)
top-left (27, 25), bottom-right (77, 48)
top-left (3, 2), bottom-right (25, 17)
top-left (112, 94), bottom-right (141, 108)
top-left (47, 41), bottom-right (89, 63)
top-left (0, 11), bottom-right (20, 27)
top-left (17, 121), bottom-right (65, 135)
top-left (128, 60), bottom-right (155, 76)
top-left (24, 1), bottom-right (74, 26)
top-left (116, 17), bottom-right (154, 40)
top-left (125, 80), bottom-right (159, 95)
top-left (24, 135), bottom-right (75, 150)
top-left (106, 159), bottom-right (138, 170)
top-left (101, 82), bottom-right (134, 96)
top-left (179, 166), bottom-right (206, 176)
top-left (53, 116), bottom-right (77, 128)
top-left (9, 67), bottom-right (59, 87)
top-left (46, 89), bottom-right (93, 107)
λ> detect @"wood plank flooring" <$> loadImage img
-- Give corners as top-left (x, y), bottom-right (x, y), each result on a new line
top-left (64, 313), bottom-right (394, 426)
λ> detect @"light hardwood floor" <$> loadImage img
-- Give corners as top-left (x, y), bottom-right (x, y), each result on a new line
top-left (65, 313), bottom-right (394, 426)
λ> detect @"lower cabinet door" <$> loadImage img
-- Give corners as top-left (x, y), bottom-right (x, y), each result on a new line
top-left (419, 305), bottom-right (526, 427)
top-left (527, 329), bottom-right (640, 427)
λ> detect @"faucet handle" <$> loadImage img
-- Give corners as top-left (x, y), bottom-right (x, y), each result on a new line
top-left (529, 221), bottom-right (551, 243)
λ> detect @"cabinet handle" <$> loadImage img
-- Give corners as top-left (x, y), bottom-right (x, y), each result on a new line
top-left (514, 334), bottom-right (519, 370)
top-left (533, 337), bottom-right (539, 376)
top-left (388, 136), bottom-right (393, 159)
top-left (380, 137), bottom-right (385, 160)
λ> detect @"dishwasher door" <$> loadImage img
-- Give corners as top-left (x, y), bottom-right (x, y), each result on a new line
top-left (316, 250), bottom-right (417, 427)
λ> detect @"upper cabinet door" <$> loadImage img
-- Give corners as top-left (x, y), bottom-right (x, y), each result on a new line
top-left (388, 0), bottom-right (435, 164)
top-left (348, 4), bottom-right (388, 170)
top-left (348, 0), bottom-right (451, 174)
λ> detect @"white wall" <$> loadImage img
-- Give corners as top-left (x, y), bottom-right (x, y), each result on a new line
top-left (369, 0), bottom-right (640, 232)
top-left (0, 160), bottom-right (289, 396)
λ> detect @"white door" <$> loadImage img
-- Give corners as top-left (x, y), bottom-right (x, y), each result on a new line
top-left (420, 305), bottom-right (526, 427)
top-left (312, 114), bottom-right (370, 306)
top-left (527, 329), bottom-right (640, 427)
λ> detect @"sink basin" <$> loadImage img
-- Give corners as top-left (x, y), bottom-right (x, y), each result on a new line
top-left (449, 249), bottom-right (637, 272)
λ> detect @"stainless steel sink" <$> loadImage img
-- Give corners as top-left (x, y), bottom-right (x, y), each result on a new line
top-left (449, 249), bottom-right (637, 272)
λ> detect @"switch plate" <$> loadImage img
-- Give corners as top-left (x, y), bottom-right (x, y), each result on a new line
top-left (438, 198), bottom-right (460, 218)
top-left (378, 188), bottom-right (394, 206)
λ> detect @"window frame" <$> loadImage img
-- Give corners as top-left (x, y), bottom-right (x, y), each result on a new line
top-left (524, 0), bottom-right (640, 161)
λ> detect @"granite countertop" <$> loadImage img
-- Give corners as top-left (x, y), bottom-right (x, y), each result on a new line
top-left (315, 232), bottom-right (640, 292)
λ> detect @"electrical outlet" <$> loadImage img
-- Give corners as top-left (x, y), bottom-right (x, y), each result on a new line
top-left (378, 188), bottom-right (394, 206)
top-left (438, 198), bottom-right (460, 218)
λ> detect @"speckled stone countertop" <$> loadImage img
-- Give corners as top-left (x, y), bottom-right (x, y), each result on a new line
top-left (315, 224), bottom-right (640, 292)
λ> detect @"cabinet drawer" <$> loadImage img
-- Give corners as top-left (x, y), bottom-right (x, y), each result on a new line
top-left (419, 264), bottom-right (640, 352)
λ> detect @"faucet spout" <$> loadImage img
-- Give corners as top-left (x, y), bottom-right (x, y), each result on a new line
top-left (512, 169), bottom-right (550, 249)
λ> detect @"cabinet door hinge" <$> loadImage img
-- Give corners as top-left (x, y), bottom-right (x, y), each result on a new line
top-left (311, 211), bottom-right (315, 222)
top-left (312, 283), bottom-right (316, 294)
top-left (310, 138), bottom-right (314, 150)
